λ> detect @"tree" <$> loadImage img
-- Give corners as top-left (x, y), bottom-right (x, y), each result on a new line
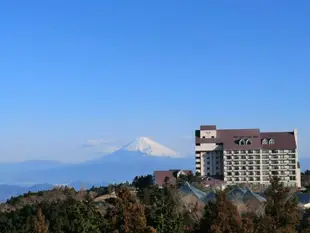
top-left (196, 191), bottom-right (246, 233)
top-left (176, 173), bottom-right (197, 187)
top-left (106, 188), bottom-right (154, 233)
top-left (147, 184), bottom-right (185, 233)
top-left (255, 176), bottom-right (301, 233)
top-left (133, 175), bottom-right (154, 190)
top-left (301, 171), bottom-right (310, 189)
top-left (33, 207), bottom-right (49, 233)
top-left (303, 170), bottom-right (310, 176)
top-left (299, 209), bottom-right (310, 233)
top-left (133, 175), bottom-right (155, 203)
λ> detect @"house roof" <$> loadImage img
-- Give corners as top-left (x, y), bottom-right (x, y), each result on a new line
top-left (227, 187), bottom-right (247, 201)
top-left (180, 184), bottom-right (267, 204)
top-left (179, 181), bottom-right (208, 200)
top-left (179, 182), bottom-right (217, 203)
top-left (242, 189), bottom-right (267, 203)
top-left (153, 170), bottom-right (192, 186)
top-left (200, 176), bottom-right (225, 186)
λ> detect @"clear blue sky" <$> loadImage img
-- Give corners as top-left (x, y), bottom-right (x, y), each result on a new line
top-left (0, 1), bottom-right (309, 162)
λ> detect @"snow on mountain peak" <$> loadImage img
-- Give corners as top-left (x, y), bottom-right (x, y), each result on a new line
top-left (120, 137), bottom-right (181, 157)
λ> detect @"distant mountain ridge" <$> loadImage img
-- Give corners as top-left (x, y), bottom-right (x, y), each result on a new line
top-left (0, 160), bottom-right (64, 173)
top-left (0, 137), bottom-right (193, 186)
top-left (0, 181), bottom-right (109, 202)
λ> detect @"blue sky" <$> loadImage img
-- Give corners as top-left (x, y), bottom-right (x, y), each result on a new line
top-left (0, 1), bottom-right (309, 162)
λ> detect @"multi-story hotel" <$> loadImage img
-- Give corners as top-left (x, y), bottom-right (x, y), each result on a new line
top-left (195, 125), bottom-right (301, 188)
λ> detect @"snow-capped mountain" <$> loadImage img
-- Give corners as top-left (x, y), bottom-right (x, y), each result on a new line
top-left (119, 137), bottom-right (181, 157)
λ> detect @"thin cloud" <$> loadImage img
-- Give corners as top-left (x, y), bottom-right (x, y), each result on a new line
top-left (82, 139), bottom-right (115, 147)
top-left (82, 139), bottom-right (121, 154)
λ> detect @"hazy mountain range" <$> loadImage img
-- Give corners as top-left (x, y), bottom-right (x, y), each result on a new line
top-left (0, 137), bottom-right (193, 201)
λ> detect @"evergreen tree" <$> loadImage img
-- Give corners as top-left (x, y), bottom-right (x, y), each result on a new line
top-left (106, 188), bottom-right (153, 233)
top-left (299, 209), bottom-right (310, 233)
top-left (196, 191), bottom-right (245, 233)
top-left (133, 175), bottom-right (153, 190)
top-left (255, 176), bottom-right (301, 233)
top-left (148, 184), bottom-right (185, 233)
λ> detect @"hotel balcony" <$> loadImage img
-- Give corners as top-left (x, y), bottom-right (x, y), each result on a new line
top-left (247, 161), bottom-right (260, 165)
top-left (247, 156), bottom-right (260, 160)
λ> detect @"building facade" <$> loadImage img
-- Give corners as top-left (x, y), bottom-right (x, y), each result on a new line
top-left (195, 125), bottom-right (301, 188)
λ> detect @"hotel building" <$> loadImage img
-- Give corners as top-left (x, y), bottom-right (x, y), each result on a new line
top-left (195, 125), bottom-right (301, 188)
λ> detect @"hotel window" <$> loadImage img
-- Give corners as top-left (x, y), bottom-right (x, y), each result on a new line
top-left (246, 139), bottom-right (252, 145)
top-left (262, 139), bottom-right (268, 145)
top-left (239, 139), bottom-right (246, 145)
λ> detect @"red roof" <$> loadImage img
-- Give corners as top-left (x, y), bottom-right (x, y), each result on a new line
top-left (154, 170), bottom-right (192, 186)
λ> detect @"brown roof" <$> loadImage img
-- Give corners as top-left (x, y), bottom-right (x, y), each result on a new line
top-left (200, 125), bottom-right (216, 130)
top-left (196, 126), bottom-right (296, 150)
top-left (217, 129), bottom-right (262, 150)
top-left (153, 170), bottom-right (192, 186)
top-left (260, 132), bottom-right (296, 150)
top-left (200, 177), bottom-right (225, 186)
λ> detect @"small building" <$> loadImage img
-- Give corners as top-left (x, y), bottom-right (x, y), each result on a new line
top-left (199, 176), bottom-right (226, 190)
top-left (153, 169), bottom-right (192, 187)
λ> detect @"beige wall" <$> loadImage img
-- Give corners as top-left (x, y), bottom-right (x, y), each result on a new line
top-left (195, 143), bottom-right (218, 151)
top-left (294, 129), bottom-right (301, 188)
top-left (200, 130), bottom-right (217, 138)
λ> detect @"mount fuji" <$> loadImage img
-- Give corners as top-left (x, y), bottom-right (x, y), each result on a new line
top-left (0, 137), bottom-right (193, 185)
top-left (120, 137), bottom-right (180, 157)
